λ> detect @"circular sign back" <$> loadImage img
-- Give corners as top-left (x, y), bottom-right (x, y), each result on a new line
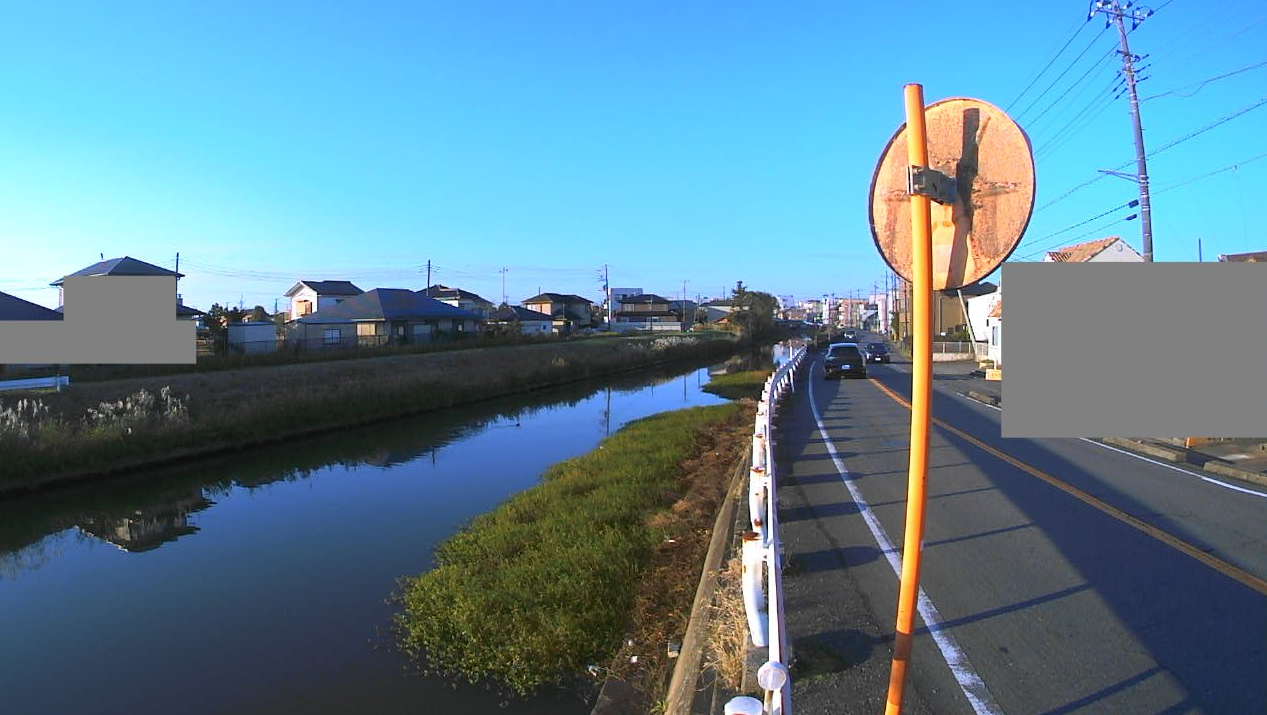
top-left (868, 97), bottom-right (1035, 290)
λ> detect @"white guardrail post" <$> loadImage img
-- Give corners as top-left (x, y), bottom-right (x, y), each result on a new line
top-left (730, 345), bottom-right (805, 715)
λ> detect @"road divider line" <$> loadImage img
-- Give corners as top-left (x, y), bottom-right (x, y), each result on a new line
top-left (869, 379), bottom-right (1267, 597)
top-left (808, 367), bottom-right (1003, 715)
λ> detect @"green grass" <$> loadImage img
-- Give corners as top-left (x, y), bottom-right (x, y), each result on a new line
top-left (396, 402), bottom-right (742, 695)
top-left (701, 369), bottom-right (773, 401)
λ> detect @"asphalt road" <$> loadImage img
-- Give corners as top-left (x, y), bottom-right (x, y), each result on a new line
top-left (776, 336), bottom-right (1267, 714)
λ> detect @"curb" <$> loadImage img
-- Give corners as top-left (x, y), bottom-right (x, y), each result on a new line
top-left (1099, 437), bottom-right (1267, 489)
top-left (1100, 437), bottom-right (1187, 462)
top-left (962, 390), bottom-right (1000, 407)
top-left (1201, 459), bottom-right (1267, 489)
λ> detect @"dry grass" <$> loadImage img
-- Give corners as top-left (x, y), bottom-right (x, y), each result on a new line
top-left (704, 555), bottom-right (755, 693)
top-left (601, 400), bottom-right (756, 709)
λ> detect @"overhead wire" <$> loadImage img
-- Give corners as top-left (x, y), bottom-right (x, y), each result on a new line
top-left (1025, 45), bottom-right (1119, 134)
top-left (1014, 25), bottom-right (1112, 122)
top-left (1005, 17), bottom-right (1094, 114)
top-left (1142, 59), bottom-right (1267, 101)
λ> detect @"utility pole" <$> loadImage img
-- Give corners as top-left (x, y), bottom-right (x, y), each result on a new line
top-left (425, 259), bottom-right (431, 295)
top-left (682, 279), bottom-right (688, 333)
top-left (1091, 0), bottom-right (1155, 261)
top-left (500, 267), bottom-right (508, 305)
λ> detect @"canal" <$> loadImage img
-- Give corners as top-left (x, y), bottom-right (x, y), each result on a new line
top-left (0, 349), bottom-right (781, 714)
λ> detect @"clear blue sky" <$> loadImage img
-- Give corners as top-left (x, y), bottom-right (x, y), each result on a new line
top-left (1, 1), bottom-right (1263, 312)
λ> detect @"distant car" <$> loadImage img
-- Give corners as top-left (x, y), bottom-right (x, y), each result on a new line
top-left (843, 329), bottom-right (858, 340)
top-left (823, 342), bottom-right (867, 380)
top-left (864, 342), bottom-right (890, 363)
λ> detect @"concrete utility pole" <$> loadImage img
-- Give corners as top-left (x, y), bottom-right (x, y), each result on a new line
top-left (1091, 0), bottom-right (1155, 261)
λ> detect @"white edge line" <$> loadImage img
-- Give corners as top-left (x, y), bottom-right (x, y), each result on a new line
top-left (953, 392), bottom-right (1267, 500)
top-left (807, 367), bottom-right (1003, 715)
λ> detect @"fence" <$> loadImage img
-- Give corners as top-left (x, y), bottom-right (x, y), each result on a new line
top-left (0, 375), bottom-right (70, 392)
top-left (727, 345), bottom-right (808, 715)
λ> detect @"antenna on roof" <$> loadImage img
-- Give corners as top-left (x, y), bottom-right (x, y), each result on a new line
top-left (100, 253), bottom-right (104, 260)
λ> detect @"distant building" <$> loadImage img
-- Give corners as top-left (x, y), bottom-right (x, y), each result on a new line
top-left (1218, 250), bottom-right (1267, 263)
top-left (1044, 235), bottom-right (1142, 263)
top-left (284, 280), bottom-right (364, 319)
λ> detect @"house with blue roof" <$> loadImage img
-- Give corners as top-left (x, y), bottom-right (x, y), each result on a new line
top-left (288, 288), bottom-right (482, 348)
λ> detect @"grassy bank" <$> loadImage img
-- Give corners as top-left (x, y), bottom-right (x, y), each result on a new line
top-left (0, 334), bottom-right (740, 492)
top-left (397, 402), bottom-right (747, 696)
top-left (700, 368), bottom-right (773, 401)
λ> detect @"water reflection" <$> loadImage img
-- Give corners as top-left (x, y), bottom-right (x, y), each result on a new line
top-left (0, 346), bottom-right (780, 715)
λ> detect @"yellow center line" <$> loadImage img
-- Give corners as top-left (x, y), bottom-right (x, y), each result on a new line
top-left (867, 378), bottom-right (1267, 598)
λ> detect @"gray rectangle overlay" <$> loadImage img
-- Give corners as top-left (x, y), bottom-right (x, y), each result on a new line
top-left (1003, 262), bottom-right (1267, 438)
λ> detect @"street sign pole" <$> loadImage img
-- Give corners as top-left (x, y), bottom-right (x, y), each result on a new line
top-left (884, 83), bottom-right (935, 715)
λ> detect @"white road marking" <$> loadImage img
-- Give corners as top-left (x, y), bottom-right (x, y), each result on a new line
top-left (807, 367), bottom-right (1004, 715)
top-left (953, 390), bottom-right (1267, 500)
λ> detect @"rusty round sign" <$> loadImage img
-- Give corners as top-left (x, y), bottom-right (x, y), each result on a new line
top-left (869, 97), bottom-right (1035, 290)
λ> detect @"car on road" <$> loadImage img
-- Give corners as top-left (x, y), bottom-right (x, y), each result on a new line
top-left (823, 342), bottom-right (867, 380)
top-left (843, 329), bottom-right (857, 340)
top-left (864, 342), bottom-right (890, 363)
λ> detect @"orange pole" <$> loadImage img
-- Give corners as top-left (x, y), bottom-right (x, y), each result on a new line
top-left (884, 83), bottom-right (935, 715)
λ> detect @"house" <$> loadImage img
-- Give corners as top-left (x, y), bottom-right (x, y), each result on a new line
top-left (612, 293), bottom-right (682, 332)
top-left (1044, 235), bottom-right (1143, 263)
top-left (608, 288), bottom-right (643, 324)
top-left (521, 293), bottom-right (594, 334)
top-left (289, 288), bottom-right (480, 349)
top-left (284, 280), bottom-right (364, 319)
top-left (964, 287), bottom-right (1001, 343)
top-left (422, 285), bottom-right (496, 319)
top-left (701, 299), bottom-right (737, 323)
top-left (1218, 250), bottom-right (1267, 262)
top-left (0, 291), bottom-right (63, 322)
top-left (986, 297), bottom-right (1002, 366)
top-left (487, 305), bottom-right (554, 335)
top-left (50, 256), bottom-right (183, 306)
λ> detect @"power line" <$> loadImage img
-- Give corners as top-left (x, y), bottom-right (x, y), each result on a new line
top-left (1005, 17), bottom-right (1093, 113)
top-left (1025, 45), bottom-right (1118, 133)
top-left (1014, 216), bottom-right (1136, 261)
top-left (1034, 76), bottom-right (1123, 158)
top-left (1142, 59), bottom-right (1267, 101)
top-left (1035, 93), bottom-right (1267, 213)
top-left (1015, 199), bottom-right (1139, 254)
top-left (1150, 150), bottom-right (1267, 196)
top-left (1015, 25), bottom-right (1111, 122)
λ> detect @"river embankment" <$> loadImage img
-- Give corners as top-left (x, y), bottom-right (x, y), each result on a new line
top-left (0, 334), bottom-right (743, 494)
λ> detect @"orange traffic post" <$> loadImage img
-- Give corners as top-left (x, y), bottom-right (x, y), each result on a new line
top-left (884, 83), bottom-right (935, 715)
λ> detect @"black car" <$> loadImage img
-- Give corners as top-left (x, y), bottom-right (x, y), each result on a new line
top-left (864, 342), bottom-right (890, 363)
top-left (824, 343), bottom-right (867, 379)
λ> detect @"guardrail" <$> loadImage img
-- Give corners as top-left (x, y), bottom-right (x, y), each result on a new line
top-left (0, 375), bottom-right (70, 392)
top-left (727, 345), bottom-right (807, 715)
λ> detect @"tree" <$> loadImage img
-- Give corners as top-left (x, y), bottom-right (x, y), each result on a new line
top-left (203, 303), bottom-right (246, 342)
top-left (728, 282), bottom-right (778, 337)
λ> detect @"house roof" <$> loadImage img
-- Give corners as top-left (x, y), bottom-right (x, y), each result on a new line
top-left (284, 280), bottom-right (364, 298)
top-left (295, 288), bottom-right (480, 324)
top-left (0, 291), bottom-right (63, 321)
top-left (176, 304), bottom-right (206, 317)
top-left (422, 285), bottom-right (494, 304)
top-left (617, 293), bottom-right (672, 305)
top-left (522, 292), bottom-right (592, 305)
top-left (51, 256), bottom-right (182, 286)
top-left (1045, 236), bottom-right (1126, 263)
top-left (489, 305), bottom-right (554, 322)
top-left (1218, 250), bottom-right (1267, 263)
top-left (703, 299), bottom-right (736, 307)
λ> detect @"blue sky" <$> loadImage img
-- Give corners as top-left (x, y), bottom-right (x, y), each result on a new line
top-left (1, 1), bottom-right (1263, 312)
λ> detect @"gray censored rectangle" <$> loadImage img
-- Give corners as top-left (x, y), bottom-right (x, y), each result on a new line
top-left (1003, 263), bottom-right (1267, 438)
top-left (0, 276), bottom-right (195, 364)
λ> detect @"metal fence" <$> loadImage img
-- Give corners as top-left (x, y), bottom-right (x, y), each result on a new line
top-left (728, 345), bottom-right (808, 715)
top-left (931, 340), bottom-right (988, 357)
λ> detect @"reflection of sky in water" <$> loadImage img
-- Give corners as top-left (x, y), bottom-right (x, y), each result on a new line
top-left (0, 357), bottom-right (745, 715)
